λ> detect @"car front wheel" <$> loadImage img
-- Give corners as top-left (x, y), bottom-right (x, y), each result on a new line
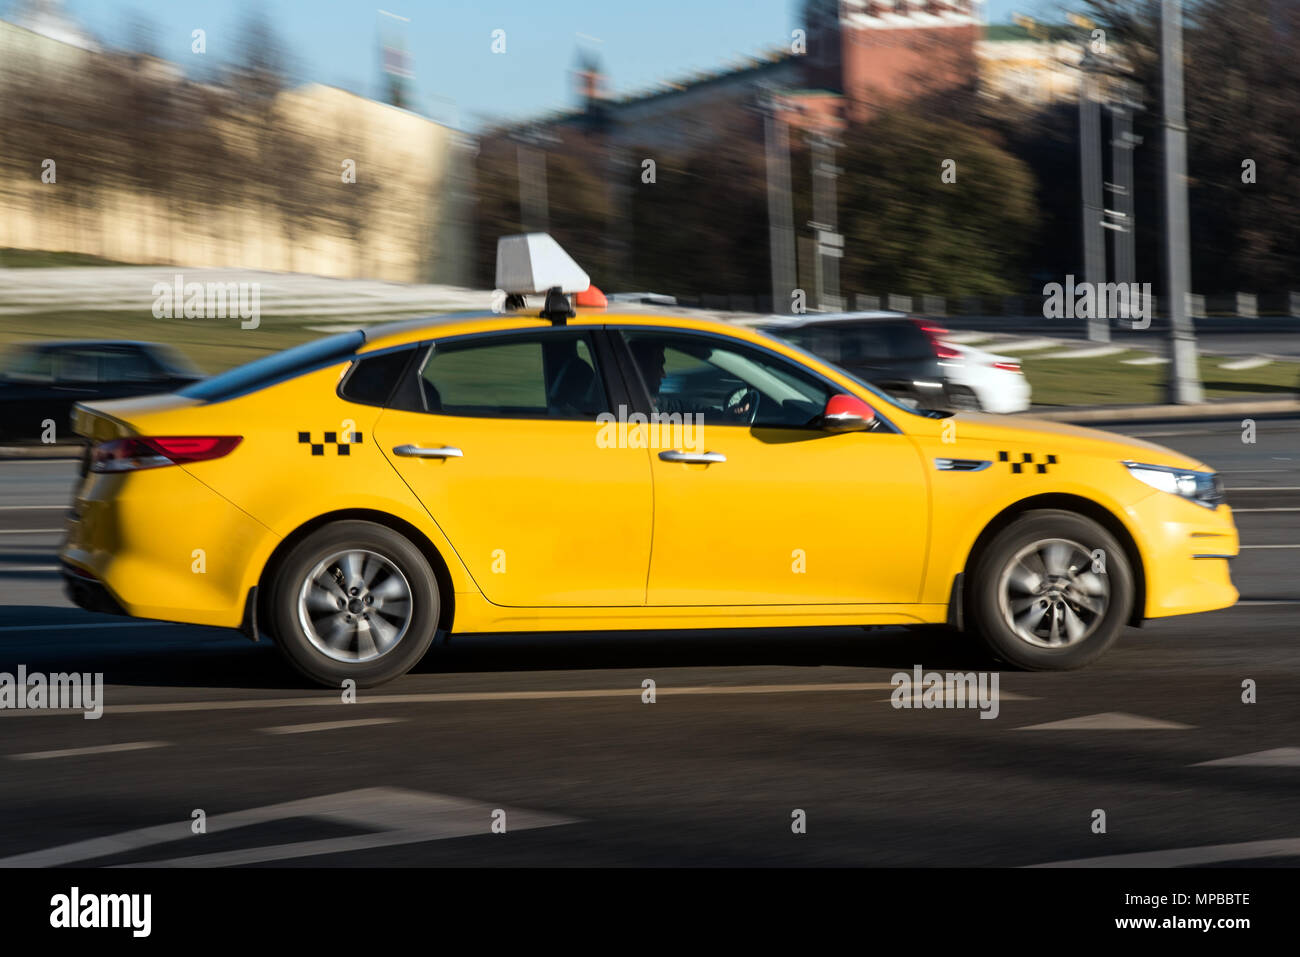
top-left (268, 520), bottom-right (441, 687)
top-left (966, 509), bottom-right (1134, 670)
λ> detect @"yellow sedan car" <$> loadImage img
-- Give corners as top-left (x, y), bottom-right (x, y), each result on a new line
top-left (59, 242), bottom-right (1238, 687)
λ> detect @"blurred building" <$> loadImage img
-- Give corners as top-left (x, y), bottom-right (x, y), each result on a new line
top-left (524, 0), bottom-right (984, 147)
top-left (976, 22), bottom-right (1087, 106)
top-left (3, 0), bottom-right (98, 52)
top-left (0, 4), bottom-right (462, 284)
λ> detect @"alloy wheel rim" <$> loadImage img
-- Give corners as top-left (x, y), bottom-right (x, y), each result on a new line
top-left (297, 549), bottom-right (413, 663)
top-left (996, 537), bottom-right (1109, 649)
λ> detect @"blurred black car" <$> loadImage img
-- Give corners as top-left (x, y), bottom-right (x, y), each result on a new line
top-left (0, 340), bottom-right (203, 442)
top-left (758, 312), bottom-right (959, 409)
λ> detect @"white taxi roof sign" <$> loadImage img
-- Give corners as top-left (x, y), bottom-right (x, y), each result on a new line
top-left (494, 233), bottom-right (590, 296)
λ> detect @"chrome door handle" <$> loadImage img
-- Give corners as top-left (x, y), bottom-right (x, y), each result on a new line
top-left (658, 450), bottom-right (726, 464)
top-left (392, 444), bottom-right (463, 458)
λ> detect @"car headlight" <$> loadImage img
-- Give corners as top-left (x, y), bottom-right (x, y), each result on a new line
top-left (1123, 461), bottom-right (1224, 509)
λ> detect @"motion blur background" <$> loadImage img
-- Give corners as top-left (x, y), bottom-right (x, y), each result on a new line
top-left (0, 0), bottom-right (1297, 398)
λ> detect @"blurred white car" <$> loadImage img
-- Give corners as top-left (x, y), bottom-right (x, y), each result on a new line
top-left (939, 341), bottom-right (1031, 413)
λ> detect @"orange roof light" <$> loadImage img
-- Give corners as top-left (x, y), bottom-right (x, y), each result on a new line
top-left (575, 284), bottom-right (607, 309)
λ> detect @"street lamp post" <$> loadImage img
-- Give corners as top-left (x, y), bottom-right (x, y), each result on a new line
top-left (1078, 51), bottom-right (1109, 343)
top-left (1160, 0), bottom-right (1203, 402)
top-left (1105, 86), bottom-right (1140, 289)
top-left (808, 132), bottom-right (844, 312)
top-left (761, 87), bottom-right (797, 314)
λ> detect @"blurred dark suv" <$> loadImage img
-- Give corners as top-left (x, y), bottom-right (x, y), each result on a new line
top-left (0, 340), bottom-right (203, 442)
top-left (759, 312), bottom-right (957, 408)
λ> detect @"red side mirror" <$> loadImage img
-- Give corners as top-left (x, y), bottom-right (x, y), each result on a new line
top-left (822, 393), bottom-right (875, 432)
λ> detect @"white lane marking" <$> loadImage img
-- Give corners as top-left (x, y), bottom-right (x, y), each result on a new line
top-left (9, 741), bottom-right (168, 761)
top-left (0, 529), bottom-right (61, 534)
top-left (0, 787), bottom-right (577, 868)
top-left (0, 565), bottom-right (58, 572)
top-left (1038, 345), bottom-right (1127, 359)
top-left (1228, 486), bottom-right (1300, 491)
top-left (0, 505), bottom-right (66, 510)
top-left (1220, 356), bottom-right (1272, 370)
top-left (985, 338), bottom-right (1061, 353)
top-left (1221, 468), bottom-right (1300, 473)
top-left (1239, 544), bottom-right (1300, 549)
top-left (1121, 355), bottom-right (1170, 366)
top-left (262, 717), bottom-right (405, 735)
top-left (1193, 747), bottom-right (1300, 767)
top-left (0, 622), bottom-right (167, 633)
top-left (1232, 507), bottom-right (1300, 512)
top-left (0, 682), bottom-right (911, 717)
top-left (1127, 429), bottom-right (1215, 437)
top-left (1016, 712), bottom-right (1192, 731)
top-left (1236, 600), bottom-right (1300, 605)
top-left (1028, 838), bottom-right (1300, 868)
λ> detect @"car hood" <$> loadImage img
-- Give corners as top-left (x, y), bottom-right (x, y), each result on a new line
top-left (938, 411), bottom-right (1212, 472)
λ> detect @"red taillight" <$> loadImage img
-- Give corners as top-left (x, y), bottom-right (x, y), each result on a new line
top-left (992, 361), bottom-right (1022, 373)
top-left (91, 436), bottom-right (241, 473)
top-left (913, 319), bottom-right (960, 359)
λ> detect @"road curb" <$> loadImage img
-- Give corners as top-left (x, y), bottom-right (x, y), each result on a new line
top-left (0, 444), bottom-right (83, 461)
top-left (1034, 398), bottom-right (1300, 424)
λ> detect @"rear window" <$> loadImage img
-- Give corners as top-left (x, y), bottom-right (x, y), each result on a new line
top-left (1, 346), bottom-right (53, 382)
top-left (179, 332), bottom-right (363, 403)
top-left (146, 343), bottom-right (203, 376)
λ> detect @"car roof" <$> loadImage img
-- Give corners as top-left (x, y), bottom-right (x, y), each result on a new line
top-left (357, 310), bottom-right (792, 353)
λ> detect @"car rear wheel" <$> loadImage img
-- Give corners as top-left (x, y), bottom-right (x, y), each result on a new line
top-left (268, 521), bottom-right (440, 687)
top-left (946, 386), bottom-right (982, 411)
top-left (966, 510), bottom-right (1134, 670)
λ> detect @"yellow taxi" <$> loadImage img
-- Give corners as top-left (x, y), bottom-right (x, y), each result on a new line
top-left (60, 235), bottom-right (1238, 686)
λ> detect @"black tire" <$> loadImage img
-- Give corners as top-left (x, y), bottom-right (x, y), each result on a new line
top-left (946, 386), bottom-right (982, 412)
top-left (268, 520), bottom-right (440, 688)
top-left (966, 509), bottom-right (1134, 670)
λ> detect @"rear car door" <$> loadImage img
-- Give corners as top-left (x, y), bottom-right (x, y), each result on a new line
top-left (373, 328), bottom-right (653, 607)
top-left (618, 327), bottom-right (930, 606)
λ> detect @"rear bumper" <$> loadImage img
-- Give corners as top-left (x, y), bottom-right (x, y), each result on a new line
top-left (60, 562), bottom-right (128, 617)
top-left (59, 465), bottom-right (275, 629)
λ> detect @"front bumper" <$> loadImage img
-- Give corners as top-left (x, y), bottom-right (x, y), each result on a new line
top-left (1127, 492), bottom-right (1239, 619)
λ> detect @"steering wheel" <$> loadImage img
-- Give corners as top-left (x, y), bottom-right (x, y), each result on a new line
top-left (724, 387), bottom-right (760, 425)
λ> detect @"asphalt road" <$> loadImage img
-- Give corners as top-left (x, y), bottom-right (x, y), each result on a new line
top-left (0, 418), bottom-right (1297, 867)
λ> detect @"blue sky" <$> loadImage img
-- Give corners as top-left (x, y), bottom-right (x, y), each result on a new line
top-left (36, 0), bottom-right (1057, 129)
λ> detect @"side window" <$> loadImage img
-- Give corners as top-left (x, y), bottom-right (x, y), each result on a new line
top-left (53, 349), bottom-right (100, 383)
top-left (99, 348), bottom-right (158, 382)
top-left (340, 347), bottom-right (416, 408)
top-left (887, 323), bottom-right (933, 359)
top-left (839, 324), bottom-right (889, 362)
top-left (418, 331), bottom-right (608, 419)
top-left (620, 330), bottom-right (832, 429)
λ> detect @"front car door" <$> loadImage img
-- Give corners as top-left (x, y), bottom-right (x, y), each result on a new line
top-left (616, 327), bottom-right (930, 607)
top-left (373, 327), bottom-right (653, 607)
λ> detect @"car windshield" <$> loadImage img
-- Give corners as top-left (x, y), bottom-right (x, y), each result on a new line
top-left (751, 327), bottom-right (939, 416)
top-left (178, 332), bottom-right (364, 402)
